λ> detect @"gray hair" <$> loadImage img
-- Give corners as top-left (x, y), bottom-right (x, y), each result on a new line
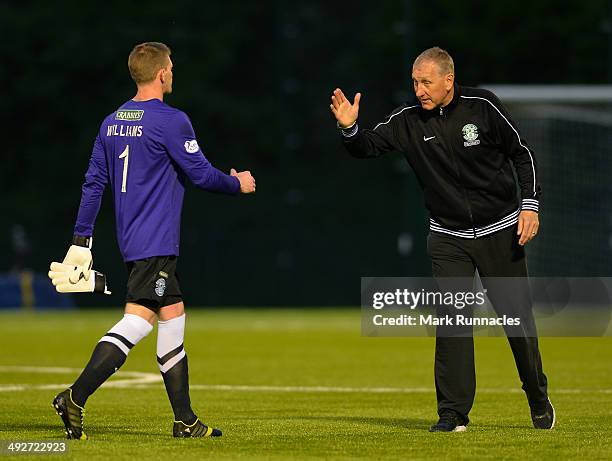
top-left (413, 47), bottom-right (454, 75)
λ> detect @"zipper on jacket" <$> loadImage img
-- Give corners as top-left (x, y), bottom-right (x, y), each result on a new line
top-left (440, 106), bottom-right (476, 238)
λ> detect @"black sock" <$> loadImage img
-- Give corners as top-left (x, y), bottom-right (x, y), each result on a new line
top-left (157, 314), bottom-right (196, 424)
top-left (70, 341), bottom-right (127, 407)
top-left (160, 354), bottom-right (196, 424)
top-left (69, 314), bottom-right (153, 407)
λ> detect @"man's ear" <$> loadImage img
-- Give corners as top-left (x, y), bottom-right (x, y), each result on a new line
top-left (159, 69), bottom-right (165, 84)
top-left (446, 73), bottom-right (454, 90)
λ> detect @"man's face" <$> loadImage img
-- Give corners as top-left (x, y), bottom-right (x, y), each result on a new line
top-left (161, 58), bottom-right (173, 94)
top-left (412, 60), bottom-right (454, 110)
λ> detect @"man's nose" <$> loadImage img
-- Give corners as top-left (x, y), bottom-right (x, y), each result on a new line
top-left (414, 84), bottom-right (424, 97)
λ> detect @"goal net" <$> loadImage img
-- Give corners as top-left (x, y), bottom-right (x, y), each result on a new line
top-left (482, 85), bottom-right (612, 276)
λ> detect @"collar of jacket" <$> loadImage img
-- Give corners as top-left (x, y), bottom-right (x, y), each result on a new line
top-left (421, 83), bottom-right (461, 119)
top-left (443, 83), bottom-right (461, 111)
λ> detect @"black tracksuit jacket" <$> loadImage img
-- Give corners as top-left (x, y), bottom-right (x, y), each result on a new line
top-left (341, 84), bottom-right (540, 239)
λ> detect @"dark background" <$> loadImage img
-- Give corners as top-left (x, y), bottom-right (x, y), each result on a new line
top-left (2, 0), bottom-right (611, 306)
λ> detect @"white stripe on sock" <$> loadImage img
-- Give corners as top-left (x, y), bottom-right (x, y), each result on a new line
top-left (98, 336), bottom-right (130, 355)
top-left (159, 350), bottom-right (186, 373)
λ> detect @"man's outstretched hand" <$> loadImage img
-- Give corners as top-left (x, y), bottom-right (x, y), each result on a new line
top-left (231, 168), bottom-right (256, 194)
top-left (330, 88), bottom-right (361, 128)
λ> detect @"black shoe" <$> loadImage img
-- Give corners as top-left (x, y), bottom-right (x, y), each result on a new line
top-left (531, 399), bottom-right (555, 429)
top-left (173, 418), bottom-right (222, 438)
top-left (429, 410), bottom-right (467, 432)
top-left (52, 389), bottom-right (87, 440)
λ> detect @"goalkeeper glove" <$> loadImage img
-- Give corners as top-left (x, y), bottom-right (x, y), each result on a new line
top-left (60, 235), bottom-right (93, 284)
top-left (48, 262), bottom-right (111, 295)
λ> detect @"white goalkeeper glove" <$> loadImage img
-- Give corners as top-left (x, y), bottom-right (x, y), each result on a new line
top-left (60, 235), bottom-right (93, 283)
top-left (48, 262), bottom-right (112, 295)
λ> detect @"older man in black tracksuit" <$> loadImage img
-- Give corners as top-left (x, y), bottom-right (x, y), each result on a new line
top-left (330, 47), bottom-right (554, 432)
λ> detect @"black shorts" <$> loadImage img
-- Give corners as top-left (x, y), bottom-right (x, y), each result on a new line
top-left (125, 256), bottom-right (183, 311)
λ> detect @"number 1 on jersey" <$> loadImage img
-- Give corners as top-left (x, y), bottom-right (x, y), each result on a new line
top-left (119, 145), bottom-right (129, 193)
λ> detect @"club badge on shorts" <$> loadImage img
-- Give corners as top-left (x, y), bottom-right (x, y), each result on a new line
top-left (462, 123), bottom-right (480, 147)
top-left (155, 278), bottom-right (166, 297)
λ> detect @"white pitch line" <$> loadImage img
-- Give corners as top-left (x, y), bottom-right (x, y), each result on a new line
top-left (188, 384), bottom-right (612, 394)
top-left (0, 365), bottom-right (160, 381)
top-left (189, 384), bottom-right (432, 393)
top-left (0, 366), bottom-right (610, 395)
top-left (2, 382), bottom-right (610, 395)
top-left (0, 365), bottom-right (161, 392)
top-left (0, 366), bottom-right (85, 374)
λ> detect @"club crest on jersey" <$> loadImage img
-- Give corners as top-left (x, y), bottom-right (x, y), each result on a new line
top-left (462, 123), bottom-right (480, 147)
top-left (155, 278), bottom-right (166, 297)
top-left (184, 140), bottom-right (199, 153)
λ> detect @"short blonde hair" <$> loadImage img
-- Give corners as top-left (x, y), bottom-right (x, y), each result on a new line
top-left (128, 42), bottom-right (171, 85)
top-left (414, 46), bottom-right (454, 75)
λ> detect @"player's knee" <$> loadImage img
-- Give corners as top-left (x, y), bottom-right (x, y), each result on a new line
top-left (159, 301), bottom-right (185, 321)
top-left (99, 312), bottom-right (154, 358)
top-left (125, 302), bottom-right (158, 325)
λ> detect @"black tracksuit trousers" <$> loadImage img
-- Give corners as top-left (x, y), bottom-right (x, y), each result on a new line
top-left (427, 225), bottom-right (548, 424)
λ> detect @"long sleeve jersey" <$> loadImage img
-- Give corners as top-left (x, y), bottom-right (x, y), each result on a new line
top-left (74, 98), bottom-right (240, 261)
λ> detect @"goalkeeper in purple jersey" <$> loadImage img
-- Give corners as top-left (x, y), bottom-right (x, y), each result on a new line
top-left (48, 42), bottom-right (255, 440)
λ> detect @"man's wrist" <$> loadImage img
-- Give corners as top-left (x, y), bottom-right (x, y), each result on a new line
top-left (93, 271), bottom-right (110, 294)
top-left (230, 175), bottom-right (241, 195)
top-left (338, 121), bottom-right (359, 138)
top-left (521, 199), bottom-right (539, 213)
top-left (337, 120), bottom-right (357, 130)
top-left (72, 235), bottom-right (93, 249)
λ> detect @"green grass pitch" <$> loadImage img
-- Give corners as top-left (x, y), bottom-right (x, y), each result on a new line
top-left (0, 308), bottom-right (610, 460)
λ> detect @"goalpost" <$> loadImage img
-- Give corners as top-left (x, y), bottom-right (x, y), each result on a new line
top-left (481, 85), bottom-right (612, 276)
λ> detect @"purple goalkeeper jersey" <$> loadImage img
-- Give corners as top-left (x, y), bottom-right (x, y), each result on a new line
top-left (74, 98), bottom-right (240, 262)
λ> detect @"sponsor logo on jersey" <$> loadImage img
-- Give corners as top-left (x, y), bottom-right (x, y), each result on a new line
top-left (155, 278), bottom-right (166, 297)
top-left (184, 140), bottom-right (200, 153)
top-left (462, 123), bottom-right (480, 147)
top-left (115, 109), bottom-right (144, 121)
